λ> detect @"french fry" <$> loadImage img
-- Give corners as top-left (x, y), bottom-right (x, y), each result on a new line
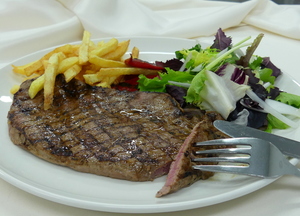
top-left (12, 65), bottom-right (26, 75)
top-left (98, 67), bottom-right (160, 77)
top-left (89, 55), bottom-right (127, 68)
top-left (28, 74), bottom-right (45, 99)
top-left (58, 57), bottom-right (79, 73)
top-left (131, 47), bottom-right (140, 59)
top-left (95, 76), bottom-right (119, 88)
top-left (10, 85), bottom-right (20, 94)
top-left (12, 60), bottom-right (42, 76)
top-left (83, 73), bottom-right (104, 85)
top-left (41, 44), bottom-right (74, 61)
top-left (102, 40), bottom-right (130, 60)
top-left (23, 60), bottom-right (43, 76)
top-left (44, 52), bottom-right (64, 110)
top-left (97, 41), bottom-right (105, 47)
top-left (90, 38), bottom-right (118, 57)
top-left (64, 64), bottom-right (82, 83)
top-left (81, 64), bottom-right (101, 74)
top-left (79, 30), bottom-right (91, 65)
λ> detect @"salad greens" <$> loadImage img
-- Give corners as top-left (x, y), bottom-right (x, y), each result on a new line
top-left (136, 28), bottom-right (300, 131)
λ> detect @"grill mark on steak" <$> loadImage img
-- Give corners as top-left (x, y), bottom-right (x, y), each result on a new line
top-left (8, 74), bottom-right (204, 181)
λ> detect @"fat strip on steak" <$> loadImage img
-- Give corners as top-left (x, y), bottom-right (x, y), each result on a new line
top-left (8, 74), bottom-right (211, 182)
top-left (156, 112), bottom-right (229, 197)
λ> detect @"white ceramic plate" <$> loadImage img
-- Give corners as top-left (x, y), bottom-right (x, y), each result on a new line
top-left (0, 37), bottom-right (299, 213)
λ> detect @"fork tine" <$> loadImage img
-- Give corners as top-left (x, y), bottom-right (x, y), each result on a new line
top-left (193, 156), bottom-right (250, 164)
top-left (193, 165), bottom-right (249, 175)
top-left (195, 138), bottom-right (252, 146)
top-left (195, 147), bottom-right (251, 155)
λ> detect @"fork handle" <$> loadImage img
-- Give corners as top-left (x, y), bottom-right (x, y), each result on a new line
top-left (290, 168), bottom-right (300, 177)
top-left (282, 160), bottom-right (300, 177)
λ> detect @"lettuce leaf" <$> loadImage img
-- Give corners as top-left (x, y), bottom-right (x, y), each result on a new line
top-left (275, 92), bottom-right (300, 108)
top-left (137, 68), bottom-right (194, 92)
top-left (175, 44), bottom-right (201, 60)
top-left (267, 114), bottom-right (290, 130)
top-left (257, 68), bottom-right (276, 85)
top-left (186, 70), bottom-right (250, 118)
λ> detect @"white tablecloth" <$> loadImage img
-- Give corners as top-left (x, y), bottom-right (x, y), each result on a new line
top-left (1, 0), bottom-right (300, 215)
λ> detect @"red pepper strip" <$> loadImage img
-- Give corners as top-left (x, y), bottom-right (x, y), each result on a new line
top-left (112, 74), bottom-right (159, 92)
top-left (124, 56), bottom-right (165, 70)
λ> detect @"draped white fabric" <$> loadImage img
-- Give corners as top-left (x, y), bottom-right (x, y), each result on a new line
top-left (1, 0), bottom-right (299, 68)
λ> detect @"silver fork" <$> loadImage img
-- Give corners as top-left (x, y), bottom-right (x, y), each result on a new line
top-left (193, 137), bottom-right (300, 178)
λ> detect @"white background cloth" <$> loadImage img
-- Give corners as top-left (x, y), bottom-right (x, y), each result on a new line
top-left (0, 0), bottom-right (300, 215)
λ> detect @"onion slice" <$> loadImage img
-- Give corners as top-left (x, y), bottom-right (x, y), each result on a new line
top-left (265, 99), bottom-right (300, 118)
top-left (246, 89), bottom-right (298, 128)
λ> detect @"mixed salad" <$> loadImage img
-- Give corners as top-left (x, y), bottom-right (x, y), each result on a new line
top-left (122, 28), bottom-right (300, 132)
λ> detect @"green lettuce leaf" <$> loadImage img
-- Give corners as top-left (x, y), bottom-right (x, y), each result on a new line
top-left (258, 68), bottom-right (276, 85)
top-left (267, 114), bottom-right (290, 130)
top-left (137, 68), bottom-right (194, 92)
top-left (275, 92), bottom-right (300, 108)
top-left (186, 70), bottom-right (249, 118)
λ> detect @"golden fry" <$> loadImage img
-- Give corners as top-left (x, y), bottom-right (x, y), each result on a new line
top-left (44, 52), bottom-right (64, 110)
top-left (64, 64), bottom-right (82, 83)
top-left (58, 57), bottom-right (79, 73)
top-left (12, 64), bottom-right (26, 75)
top-left (23, 60), bottom-right (43, 76)
top-left (79, 30), bottom-right (91, 65)
top-left (90, 38), bottom-right (118, 57)
top-left (28, 75), bottom-right (45, 99)
top-left (83, 73), bottom-right (104, 85)
top-left (10, 85), bottom-right (20, 94)
top-left (131, 46), bottom-right (139, 59)
top-left (96, 76), bottom-right (120, 88)
top-left (12, 60), bottom-right (43, 76)
top-left (102, 40), bottom-right (130, 60)
top-left (89, 55), bottom-right (127, 68)
top-left (41, 44), bottom-right (74, 61)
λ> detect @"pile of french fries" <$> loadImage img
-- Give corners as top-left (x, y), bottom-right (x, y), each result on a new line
top-left (12, 31), bottom-right (161, 110)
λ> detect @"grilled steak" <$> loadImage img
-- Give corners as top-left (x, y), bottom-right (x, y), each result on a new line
top-left (156, 112), bottom-right (228, 197)
top-left (8, 74), bottom-right (206, 181)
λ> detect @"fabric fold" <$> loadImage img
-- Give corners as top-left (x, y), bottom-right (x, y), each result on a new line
top-left (59, 0), bottom-right (260, 38)
top-left (244, 0), bottom-right (300, 40)
top-left (0, 0), bottom-right (299, 68)
top-left (0, 0), bottom-right (83, 67)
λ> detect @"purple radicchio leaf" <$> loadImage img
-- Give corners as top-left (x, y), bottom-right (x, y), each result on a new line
top-left (249, 83), bottom-right (268, 100)
top-left (215, 63), bottom-right (247, 84)
top-left (244, 68), bottom-right (259, 85)
top-left (211, 28), bottom-right (232, 51)
top-left (268, 86), bottom-right (281, 99)
top-left (231, 67), bottom-right (246, 84)
top-left (215, 63), bottom-right (228, 76)
top-left (166, 85), bottom-right (187, 107)
top-left (261, 57), bottom-right (282, 78)
top-left (155, 58), bottom-right (184, 71)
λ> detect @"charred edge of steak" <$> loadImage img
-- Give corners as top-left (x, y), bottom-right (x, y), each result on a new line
top-left (7, 74), bottom-right (203, 181)
top-left (156, 112), bottom-right (229, 197)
